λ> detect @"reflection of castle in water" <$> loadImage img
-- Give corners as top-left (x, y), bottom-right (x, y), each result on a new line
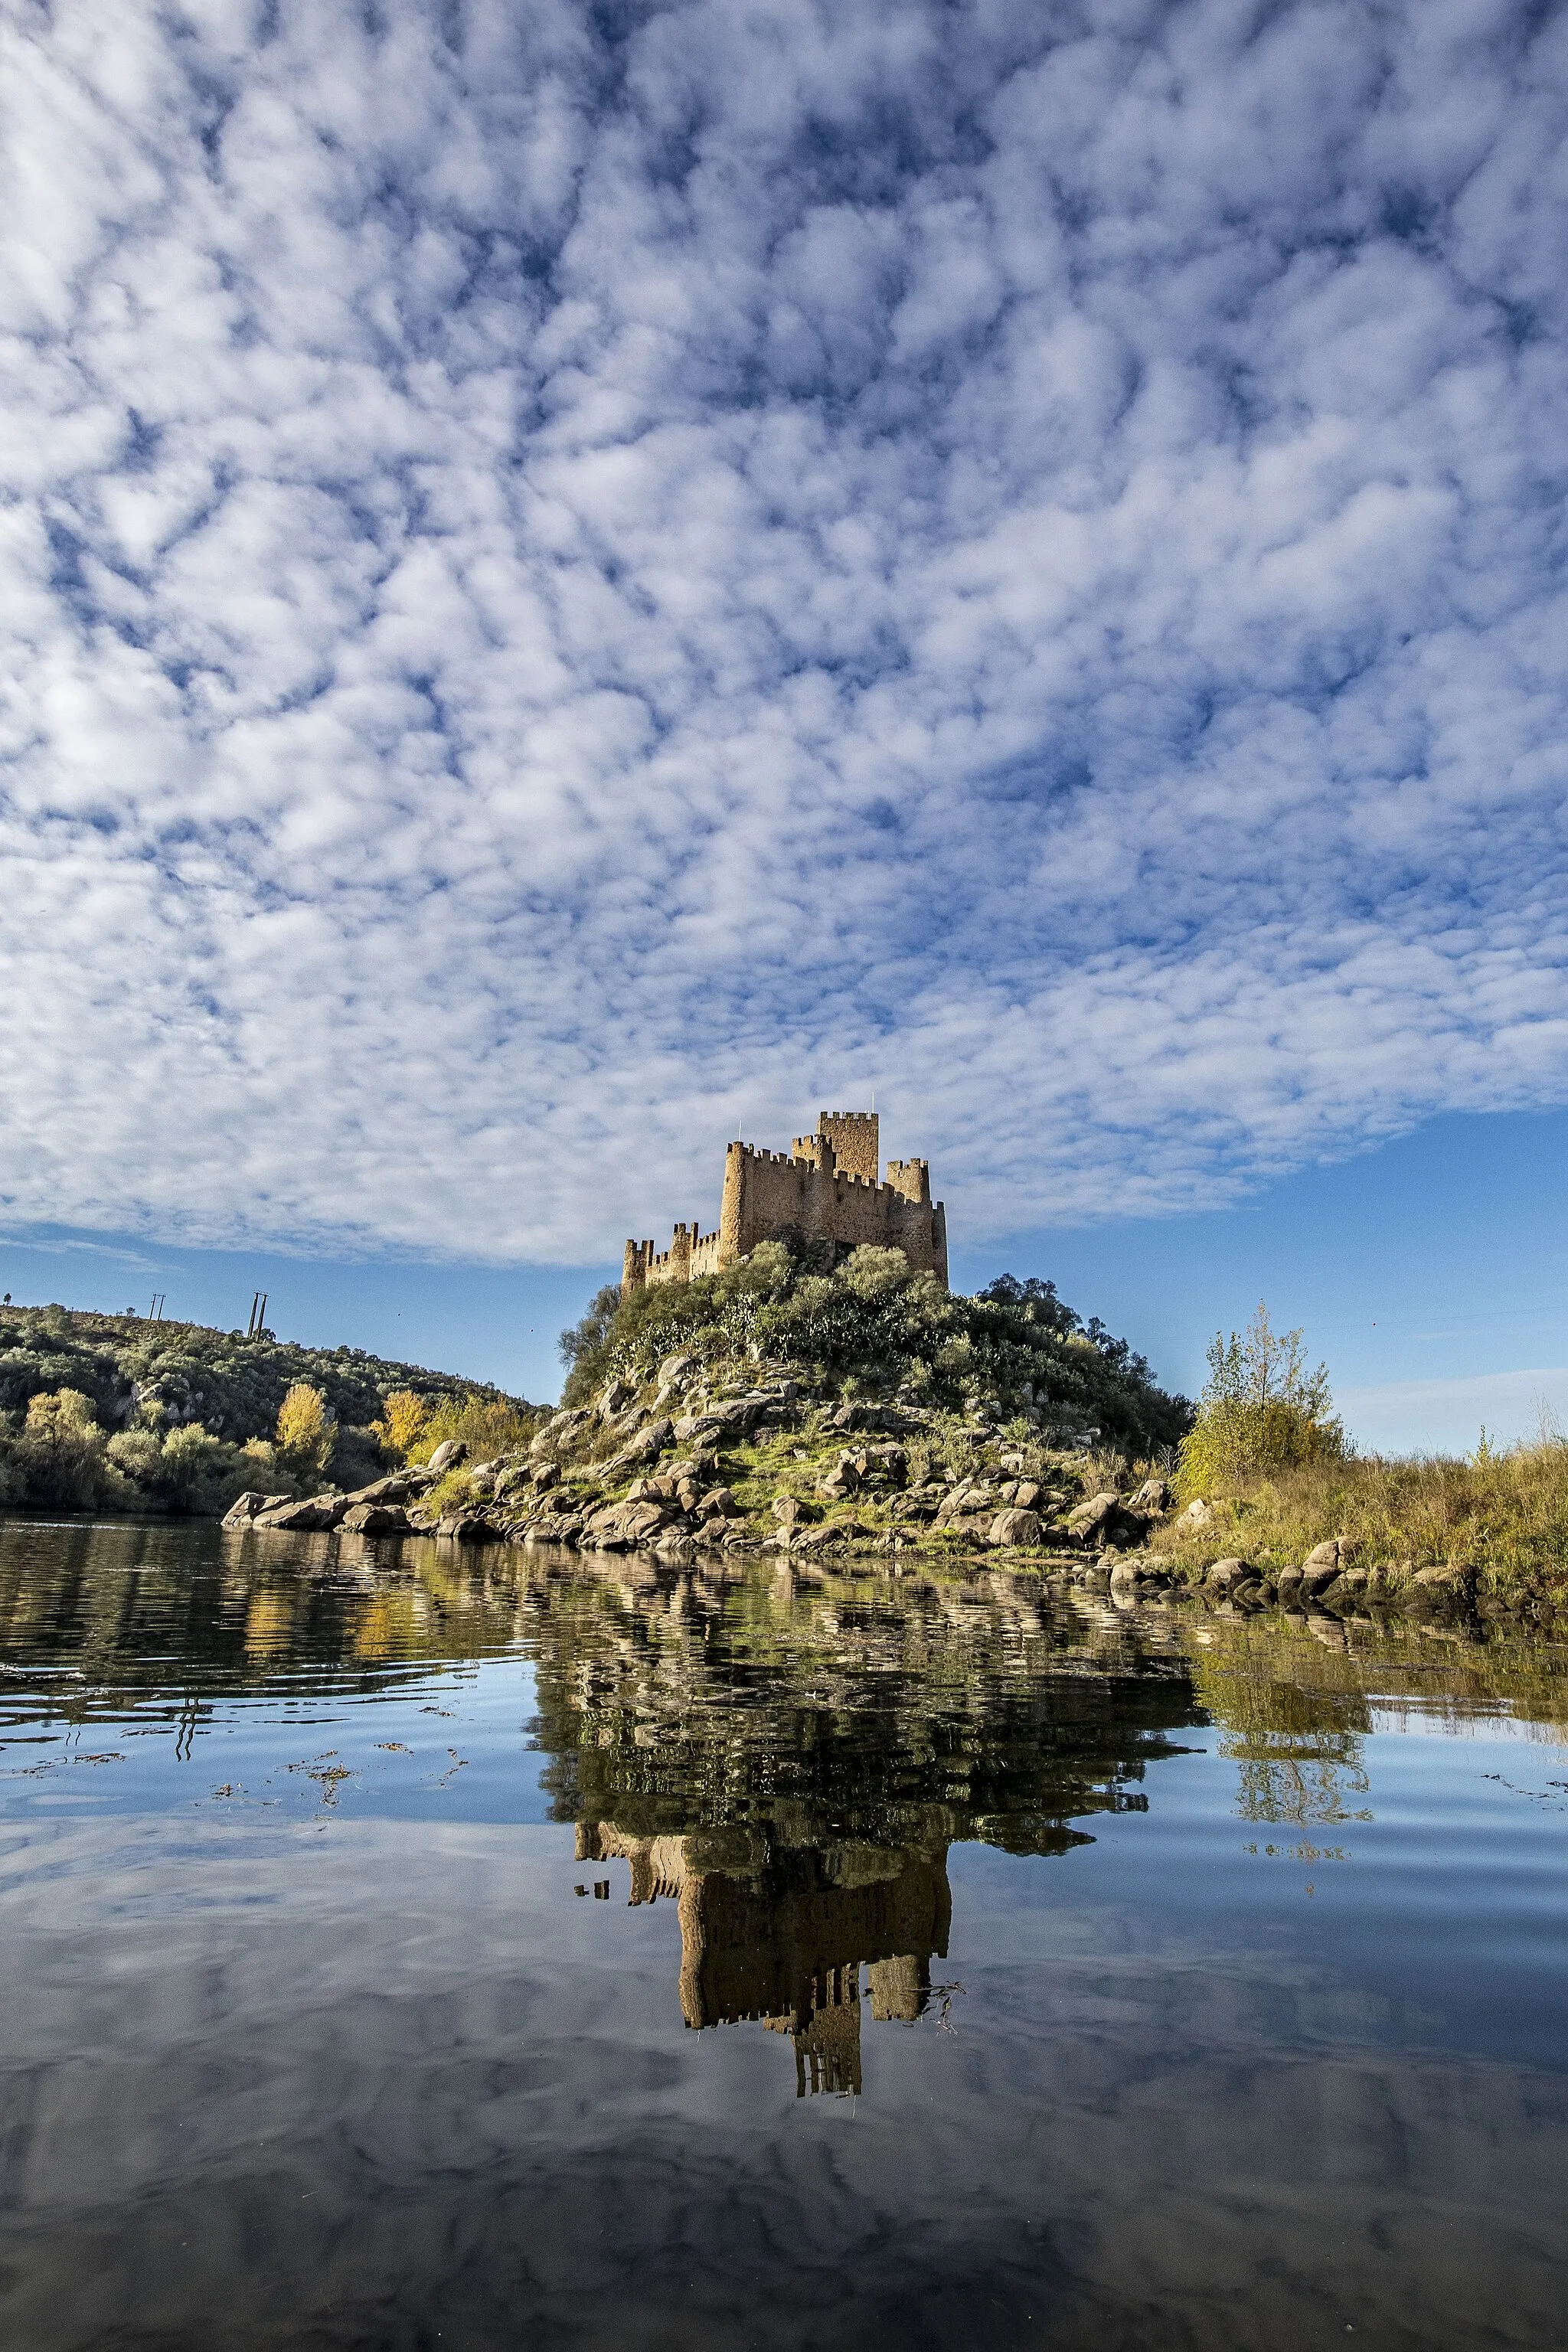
top-left (579, 1822), bottom-right (952, 2096)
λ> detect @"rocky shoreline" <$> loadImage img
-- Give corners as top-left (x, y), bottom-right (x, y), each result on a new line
top-left (220, 1351), bottom-right (1511, 1627)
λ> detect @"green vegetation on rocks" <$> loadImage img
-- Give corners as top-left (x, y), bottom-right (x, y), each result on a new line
top-left (558, 1243), bottom-right (1191, 1452)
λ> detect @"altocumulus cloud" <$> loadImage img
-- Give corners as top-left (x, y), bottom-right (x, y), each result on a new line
top-left (1, 0), bottom-right (1566, 1261)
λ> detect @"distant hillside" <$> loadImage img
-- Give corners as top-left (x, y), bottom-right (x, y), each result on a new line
top-left (0, 1303), bottom-right (534, 1517)
top-left (0, 1304), bottom-right (529, 1436)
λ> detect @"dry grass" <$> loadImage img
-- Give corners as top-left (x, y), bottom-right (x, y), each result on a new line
top-left (1161, 1438), bottom-right (1568, 1611)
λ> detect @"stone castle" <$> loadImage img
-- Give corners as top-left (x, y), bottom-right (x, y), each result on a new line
top-left (622, 1110), bottom-right (948, 1298)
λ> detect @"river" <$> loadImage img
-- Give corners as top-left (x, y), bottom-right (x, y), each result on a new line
top-left (0, 1516), bottom-right (1564, 2350)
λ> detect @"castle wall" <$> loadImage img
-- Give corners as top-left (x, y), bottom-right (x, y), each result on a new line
top-left (623, 1112), bottom-right (949, 1296)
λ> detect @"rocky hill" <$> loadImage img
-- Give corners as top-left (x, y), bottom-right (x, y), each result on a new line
top-left (224, 1248), bottom-right (1190, 1564)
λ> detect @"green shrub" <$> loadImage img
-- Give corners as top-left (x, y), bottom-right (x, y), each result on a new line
top-left (1178, 1302), bottom-right (1346, 1494)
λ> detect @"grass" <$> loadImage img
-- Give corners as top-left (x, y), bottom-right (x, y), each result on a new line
top-left (1163, 1438), bottom-right (1568, 1616)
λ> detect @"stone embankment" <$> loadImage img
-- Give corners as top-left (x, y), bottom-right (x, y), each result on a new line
top-left (224, 1354), bottom-right (1491, 1622)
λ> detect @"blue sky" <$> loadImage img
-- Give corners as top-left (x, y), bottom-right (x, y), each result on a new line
top-left (2, 2), bottom-right (1566, 1449)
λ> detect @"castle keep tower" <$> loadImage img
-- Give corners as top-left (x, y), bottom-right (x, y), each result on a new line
top-left (622, 1109), bottom-right (948, 1298)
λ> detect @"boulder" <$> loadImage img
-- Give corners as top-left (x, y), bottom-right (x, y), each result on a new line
top-left (1406, 1563), bottom-right (1477, 1606)
top-left (988, 1508), bottom-right (1044, 1549)
top-left (1064, 1491), bottom-right (1145, 1548)
top-left (818, 1453), bottom-right (862, 1501)
top-left (673, 1393), bottom-right (776, 1442)
top-left (1298, 1542), bottom-right (1346, 1592)
top-left (583, 1499), bottom-right (668, 1550)
top-left (793, 1519), bottom-right (867, 1551)
top-left (694, 1487), bottom-right (742, 1521)
top-left (825, 1402), bottom-right (923, 1434)
top-left (598, 1377), bottom-right (635, 1421)
top-left (602, 1419), bottom-right (674, 1478)
top-left (658, 1352), bottom-right (698, 1387)
top-left (1130, 1478), bottom-right (1172, 1514)
top-left (521, 1511), bottom-right (583, 1546)
top-left (252, 1494), bottom-right (345, 1532)
top-left (772, 1494), bottom-right (805, 1528)
top-left (426, 1439), bottom-right (468, 1474)
top-left (1181, 1498), bottom-right (1213, 1526)
top-left (340, 1472), bottom-right (420, 1506)
top-left (339, 1501), bottom-right (411, 1536)
top-left (220, 1490), bottom-right (290, 1528)
top-left (436, 1513), bottom-right (495, 1544)
top-left (936, 1482), bottom-right (998, 1523)
top-left (530, 1410), bottom-right (587, 1459)
top-left (1205, 1557), bottom-right (1251, 1590)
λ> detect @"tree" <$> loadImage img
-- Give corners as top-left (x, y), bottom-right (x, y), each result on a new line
top-left (1178, 1301), bottom-right (1346, 1493)
top-left (275, 1382), bottom-right (335, 1485)
top-left (372, 1390), bottom-right (430, 1461)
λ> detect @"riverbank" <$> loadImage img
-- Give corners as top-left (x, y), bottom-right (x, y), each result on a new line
top-left (222, 1343), bottom-right (1568, 1631)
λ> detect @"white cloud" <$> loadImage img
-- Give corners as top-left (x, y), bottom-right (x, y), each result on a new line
top-left (1, 0), bottom-right (1566, 1262)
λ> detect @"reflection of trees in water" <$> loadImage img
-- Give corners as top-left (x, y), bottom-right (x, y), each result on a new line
top-left (1198, 1668), bottom-right (1374, 1826)
top-left (1224, 1738), bottom-right (1373, 1827)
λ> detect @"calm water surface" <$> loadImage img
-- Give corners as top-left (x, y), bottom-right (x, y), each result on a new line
top-left (1, 1517), bottom-right (1565, 2350)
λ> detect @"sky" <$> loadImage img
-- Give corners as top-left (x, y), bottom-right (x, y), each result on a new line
top-left (2, 1), bottom-right (1566, 1444)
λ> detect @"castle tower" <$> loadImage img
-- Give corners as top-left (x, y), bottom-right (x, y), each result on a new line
top-left (813, 1111), bottom-right (878, 1184)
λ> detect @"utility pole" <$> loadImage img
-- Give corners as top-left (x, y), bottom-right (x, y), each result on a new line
top-left (149, 1292), bottom-right (166, 1322)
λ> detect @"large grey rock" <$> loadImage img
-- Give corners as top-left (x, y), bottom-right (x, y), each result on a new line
top-left (252, 1494), bottom-right (345, 1532)
top-left (818, 1452), bottom-right (861, 1501)
top-left (1130, 1477), bottom-right (1172, 1514)
top-left (220, 1490), bottom-right (291, 1528)
top-left (530, 1410), bottom-right (587, 1459)
top-left (1205, 1557), bottom-right (1251, 1589)
top-left (436, 1512), bottom-right (495, 1544)
top-left (1064, 1491), bottom-right (1146, 1548)
top-left (658, 1352), bottom-right (697, 1388)
top-left (694, 1487), bottom-right (742, 1521)
top-left (602, 1419), bottom-right (674, 1478)
top-left (521, 1511), bottom-right (583, 1546)
top-left (673, 1392), bottom-right (776, 1442)
top-left (583, 1498), bottom-right (668, 1550)
top-left (598, 1377), bottom-right (635, 1421)
top-left (343, 1471), bottom-right (428, 1506)
top-left (988, 1508), bottom-right (1044, 1549)
top-left (772, 1493), bottom-right (805, 1527)
top-left (426, 1439), bottom-right (468, 1474)
top-left (339, 1501), bottom-right (410, 1535)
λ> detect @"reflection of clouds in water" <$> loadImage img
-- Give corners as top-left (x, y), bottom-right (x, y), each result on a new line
top-left (0, 1821), bottom-right (1563, 2351)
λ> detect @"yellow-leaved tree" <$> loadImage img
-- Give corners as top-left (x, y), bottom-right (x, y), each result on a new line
top-left (371, 1390), bottom-right (430, 1462)
top-left (1178, 1302), bottom-right (1347, 1496)
top-left (274, 1382), bottom-right (335, 1485)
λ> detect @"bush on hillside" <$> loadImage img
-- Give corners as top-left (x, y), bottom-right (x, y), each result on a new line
top-left (559, 1247), bottom-right (1190, 1455)
top-left (1178, 1302), bottom-right (1346, 1494)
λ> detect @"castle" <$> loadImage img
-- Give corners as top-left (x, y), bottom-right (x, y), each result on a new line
top-left (621, 1110), bottom-right (948, 1298)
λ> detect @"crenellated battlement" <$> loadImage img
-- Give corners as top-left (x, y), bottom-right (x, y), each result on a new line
top-left (624, 1110), bottom-right (947, 1296)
